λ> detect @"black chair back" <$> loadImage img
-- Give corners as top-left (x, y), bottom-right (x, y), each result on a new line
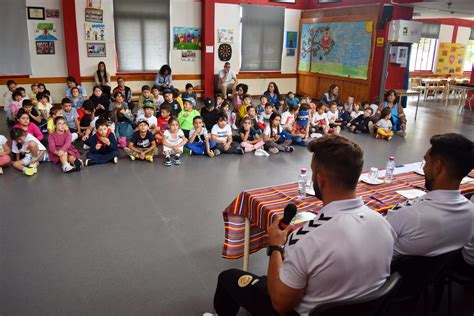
top-left (309, 272), bottom-right (402, 316)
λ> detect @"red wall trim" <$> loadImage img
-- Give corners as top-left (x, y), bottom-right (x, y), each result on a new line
top-left (202, 0), bottom-right (216, 98)
top-left (62, 0), bottom-right (81, 83)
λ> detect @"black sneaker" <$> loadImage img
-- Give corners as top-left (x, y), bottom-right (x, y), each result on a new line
top-left (238, 148), bottom-right (245, 155)
top-left (164, 156), bottom-right (172, 166)
top-left (85, 159), bottom-right (96, 167)
top-left (74, 159), bottom-right (83, 171)
top-left (286, 146), bottom-right (295, 153)
top-left (174, 154), bottom-right (181, 165)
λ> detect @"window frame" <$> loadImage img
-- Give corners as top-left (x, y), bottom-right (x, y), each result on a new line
top-left (409, 37), bottom-right (439, 72)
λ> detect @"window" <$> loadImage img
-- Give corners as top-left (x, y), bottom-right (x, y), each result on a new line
top-left (409, 38), bottom-right (439, 72)
top-left (240, 5), bottom-right (285, 71)
top-left (463, 28), bottom-right (474, 72)
top-left (113, 0), bottom-right (169, 72)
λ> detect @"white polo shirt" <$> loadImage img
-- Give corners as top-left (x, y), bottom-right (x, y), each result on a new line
top-left (461, 196), bottom-right (474, 266)
top-left (280, 198), bottom-right (395, 316)
top-left (386, 190), bottom-right (474, 257)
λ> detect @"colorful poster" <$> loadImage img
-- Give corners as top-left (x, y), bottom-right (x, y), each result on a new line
top-left (435, 43), bottom-right (466, 75)
top-left (217, 28), bottom-right (234, 44)
top-left (286, 48), bottom-right (295, 56)
top-left (87, 43), bottom-right (106, 57)
top-left (46, 9), bottom-right (59, 18)
top-left (181, 50), bottom-right (196, 62)
top-left (36, 41), bottom-right (55, 54)
top-left (34, 22), bottom-right (58, 41)
top-left (298, 21), bottom-right (373, 80)
top-left (85, 8), bottom-right (103, 23)
top-left (286, 31), bottom-right (297, 48)
top-left (173, 27), bottom-right (202, 50)
top-left (85, 23), bottom-right (105, 41)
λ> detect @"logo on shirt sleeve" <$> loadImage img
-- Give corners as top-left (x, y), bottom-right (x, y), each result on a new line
top-left (287, 213), bottom-right (332, 246)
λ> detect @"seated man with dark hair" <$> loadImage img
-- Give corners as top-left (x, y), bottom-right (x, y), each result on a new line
top-left (206, 135), bottom-right (395, 316)
top-left (386, 133), bottom-right (474, 257)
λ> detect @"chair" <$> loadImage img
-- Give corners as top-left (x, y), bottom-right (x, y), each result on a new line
top-left (308, 272), bottom-right (402, 316)
top-left (386, 249), bottom-right (460, 315)
top-left (446, 252), bottom-right (474, 315)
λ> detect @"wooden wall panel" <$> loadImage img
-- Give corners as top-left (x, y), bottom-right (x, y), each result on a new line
top-left (298, 73), bottom-right (369, 102)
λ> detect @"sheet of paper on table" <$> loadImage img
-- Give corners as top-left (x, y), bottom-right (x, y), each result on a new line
top-left (395, 189), bottom-right (426, 200)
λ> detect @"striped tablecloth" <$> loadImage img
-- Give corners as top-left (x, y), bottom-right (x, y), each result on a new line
top-left (222, 170), bottom-right (474, 259)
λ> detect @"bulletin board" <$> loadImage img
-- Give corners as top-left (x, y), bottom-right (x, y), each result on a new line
top-left (435, 43), bottom-right (466, 75)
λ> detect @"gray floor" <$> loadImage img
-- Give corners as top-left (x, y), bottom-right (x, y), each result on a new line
top-left (0, 98), bottom-right (473, 316)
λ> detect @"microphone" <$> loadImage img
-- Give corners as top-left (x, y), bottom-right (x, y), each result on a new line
top-left (279, 203), bottom-right (297, 230)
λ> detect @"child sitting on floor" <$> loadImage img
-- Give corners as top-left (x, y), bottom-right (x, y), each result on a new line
top-left (350, 102), bottom-right (364, 121)
top-left (151, 85), bottom-right (164, 110)
top-left (29, 84), bottom-right (39, 106)
top-left (349, 107), bottom-right (374, 134)
top-left (263, 112), bottom-right (294, 154)
top-left (62, 98), bottom-right (80, 133)
top-left (291, 104), bottom-right (310, 146)
top-left (10, 128), bottom-right (46, 176)
top-left (211, 112), bottom-right (244, 156)
top-left (0, 134), bottom-right (12, 175)
top-left (182, 83), bottom-right (197, 101)
top-left (276, 95), bottom-right (286, 113)
top-left (109, 91), bottom-right (129, 112)
top-left (47, 105), bottom-right (79, 141)
top-left (220, 100), bottom-right (236, 130)
top-left (201, 98), bottom-right (220, 132)
top-left (237, 94), bottom-right (252, 122)
top-left (48, 116), bottom-right (82, 173)
top-left (162, 88), bottom-right (181, 117)
top-left (245, 105), bottom-right (262, 133)
top-left (85, 118), bottom-right (120, 166)
top-left (178, 97), bottom-right (200, 139)
top-left (260, 103), bottom-right (274, 128)
top-left (137, 85), bottom-right (154, 116)
top-left (156, 104), bottom-right (172, 144)
top-left (13, 109), bottom-right (44, 142)
top-left (137, 102), bottom-right (158, 134)
top-left (286, 92), bottom-right (299, 108)
top-left (310, 102), bottom-right (329, 135)
top-left (36, 92), bottom-right (53, 121)
top-left (327, 101), bottom-right (342, 135)
top-left (215, 93), bottom-right (225, 110)
top-left (239, 117), bottom-right (266, 155)
top-left (163, 117), bottom-right (188, 166)
top-left (6, 90), bottom-right (22, 125)
top-left (281, 103), bottom-right (298, 133)
top-left (375, 108), bottom-right (393, 141)
top-left (70, 87), bottom-right (84, 109)
top-left (79, 101), bottom-right (95, 138)
top-left (185, 116), bottom-right (216, 158)
top-left (124, 119), bottom-right (158, 162)
top-left (114, 108), bottom-right (134, 147)
top-left (256, 95), bottom-right (267, 120)
top-left (22, 99), bottom-right (45, 128)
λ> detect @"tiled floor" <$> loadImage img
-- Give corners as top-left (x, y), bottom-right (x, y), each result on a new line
top-left (0, 98), bottom-right (473, 315)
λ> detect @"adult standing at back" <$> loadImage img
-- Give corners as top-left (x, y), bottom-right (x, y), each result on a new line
top-left (321, 83), bottom-right (339, 104)
top-left (218, 62), bottom-right (238, 98)
top-left (207, 135), bottom-right (395, 316)
top-left (263, 82), bottom-right (280, 107)
top-left (155, 64), bottom-right (174, 91)
top-left (93, 61), bottom-right (111, 97)
top-left (375, 90), bottom-right (407, 137)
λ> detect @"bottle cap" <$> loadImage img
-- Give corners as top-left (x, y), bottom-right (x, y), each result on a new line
top-left (389, 156), bottom-right (395, 160)
top-left (301, 168), bottom-right (307, 174)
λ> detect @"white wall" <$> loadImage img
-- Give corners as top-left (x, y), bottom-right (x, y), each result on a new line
top-left (214, 3), bottom-right (241, 74)
top-left (438, 24), bottom-right (454, 43)
top-left (75, 0), bottom-right (116, 77)
top-left (26, 0), bottom-right (67, 77)
top-left (456, 26), bottom-right (471, 44)
top-left (169, 0), bottom-right (201, 75)
top-left (281, 9), bottom-right (301, 74)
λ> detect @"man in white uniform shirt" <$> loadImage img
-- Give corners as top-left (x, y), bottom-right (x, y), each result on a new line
top-left (218, 62), bottom-right (238, 97)
top-left (386, 133), bottom-right (474, 258)
top-left (207, 135), bottom-right (395, 316)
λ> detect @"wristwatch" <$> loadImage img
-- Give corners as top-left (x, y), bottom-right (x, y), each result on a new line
top-left (267, 245), bottom-right (285, 256)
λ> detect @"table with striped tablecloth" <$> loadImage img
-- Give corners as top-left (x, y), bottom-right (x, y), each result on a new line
top-left (222, 164), bottom-right (474, 271)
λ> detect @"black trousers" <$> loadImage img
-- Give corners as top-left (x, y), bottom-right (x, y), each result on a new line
top-left (213, 269), bottom-right (299, 316)
top-left (215, 142), bottom-right (242, 155)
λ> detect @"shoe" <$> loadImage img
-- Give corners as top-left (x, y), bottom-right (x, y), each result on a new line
top-left (130, 155), bottom-right (135, 161)
top-left (310, 133), bottom-right (323, 138)
top-left (254, 149), bottom-right (269, 157)
top-left (395, 131), bottom-right (406, 137)
top-left (62, 163), bottom-right (75, 173)
top-left (113, 156), bottom-right (118, 164)
top-left (213, 149), bottom-right (221, 156)
top-left (283, 139), bottom-right (292, 146)
top-left (173, 155), bottom-right (181, 165)
top-left (85, 159), bottom-right (96, 167)
top-left (387, 136), bottom-right (392, 141)
top-left (146, 155), bottom-right (154, 162)
top-left (74, 159), bottom-right (83, 171)
top-left (43, 152), bottom-right (50, 162)
top-left (286, 146), bottom-right (295, 153)
top-left (335, 126), bottom-right (341, 135)
top-left (238, 148), bottom-right (245, 155)
top-left (232, 123), bottom-right (238, 130)
top-left (202, 313), bottom-right (217, 316)
top-left (269, 147), bottom-right (279, 154)
top-left (0, 167), bottom-right (3, 175)
top-left (83, 144), bottom-right (90, 150)
top-left (164, 156), bottom-right (172, 166)
top-left (24, 167), bottom-right (36, 176)
top-left (375, 134), bottom-right (380, 139)
top-left (188, 150), bottom-right (193, 156)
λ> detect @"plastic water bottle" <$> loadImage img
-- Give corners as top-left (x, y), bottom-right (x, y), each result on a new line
top-left (384, 156), bottom-right (395, 183)
top-left (297, 168), bottom-right (308, 200)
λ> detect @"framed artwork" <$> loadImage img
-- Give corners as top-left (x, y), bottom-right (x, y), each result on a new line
top-left (36, 41), bottom-right (55, 55)
top-left (85, 8), bottom-right (103, 23)
top-left (181, 50), bottom-right (196, 62)
top-left (217, 28), bottom-right (234, 44)
top-left (173, 27), bottom-right (202, 50)
top-left (46, 9), bottom-right (60, 18)
top-left (87, 0), bottom-right (102, 9)
top-left (85, 23), bottom-right (105, 41)
top-left (34, 22), bottom-right (59, 41)
top-left (286, 31), bottom-right (297, 48)
top-left (27, 7), bottom-right (45, 20)
top-left (87, 42), bottom-right (106, 57)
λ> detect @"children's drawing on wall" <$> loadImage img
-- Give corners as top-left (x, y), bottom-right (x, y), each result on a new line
top-left (217, 28), bottom-right (234, 44)
top-left (85, 23), bottom-right (105, 41)
top-left (34, 22), bottom-right (58, 41)
top-left (173, 27), bottom-right (202, 50)
top-left (181, 50), bottom-right (196, 62)
top-left (36, 41), bottom-right (55, 55)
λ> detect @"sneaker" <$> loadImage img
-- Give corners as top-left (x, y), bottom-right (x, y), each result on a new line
top-left (62, 163), bottom-right (75, 173)
top-left (85, 159), bottom-right (96, 167)
top-left (232, 123), bottom-right (238, 130)
top-left (283, 139), bottom-right (292, 146)
top-left (0, 167), bottom-right (3, 175)
top-left (24, 167), bottom-right (36, 176)
top-left (188, 150), bottom-right (193, 156)
top-left (113, 156), bottom-right (118, 164)
top-left (130, 155), bottom-right (135, 161)
top-left (164, 156), bottom-right (172, 166)
top-left (387, 136), bottom-right (392, 141)
top-left (145, 155), bottom-right (154, 162)
top-left (310, 133), bottom-right (323, 138)
top-left (173, 155), bottom-right (181, 165)
top-left (43, 152), bottom-right (50, 162)
top-left (254, 148), bottom-right (269, 157)
top-left (74, 159), bottom-right (83, 171)
top-left (286, 146), bottom-right (295, 153)
top-left (395, 130), bottom-right (406, 137)
top-left (269, 147), bottom-right (279, 154)
top-left (213, 149), bottom-right (221, 156)
top-left (375, 134), bottom-right (380, 139)
top-left (368, 122), bottom-right (374, 134)
top-left (238, 148), bottom-right (245, 155)
top-left (83, 144), bottom-right (90, 150)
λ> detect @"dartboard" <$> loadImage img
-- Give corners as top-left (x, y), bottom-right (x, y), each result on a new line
top-left (218, 44), bottom-right (232, 62)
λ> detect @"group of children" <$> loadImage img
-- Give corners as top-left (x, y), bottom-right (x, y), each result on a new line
top-left (1, 78), bottom-right (396, 176)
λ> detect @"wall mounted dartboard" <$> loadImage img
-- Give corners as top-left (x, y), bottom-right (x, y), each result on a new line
top-left (218, 44), bottom-right (232, 62)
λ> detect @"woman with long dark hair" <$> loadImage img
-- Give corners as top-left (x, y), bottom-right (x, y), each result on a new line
top-left (93, 61), bottom-right (111, 97)
top-left (155, 64), bottom-right (174, 91)
top-left (321, 84), bottom-right (339, 104)
top-left (375, 90), bottom-right (407, 136)
top-left (263, 82), bottom-right (280, 106)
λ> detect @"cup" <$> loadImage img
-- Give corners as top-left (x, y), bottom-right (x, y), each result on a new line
top-left (369, 167), bottom-right (379, 181)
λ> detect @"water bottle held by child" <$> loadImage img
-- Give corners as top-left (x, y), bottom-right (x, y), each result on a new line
top-left (297, 168), bottom-right (307, 200)
top-left (384, 156), bottom-right (395, 183)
